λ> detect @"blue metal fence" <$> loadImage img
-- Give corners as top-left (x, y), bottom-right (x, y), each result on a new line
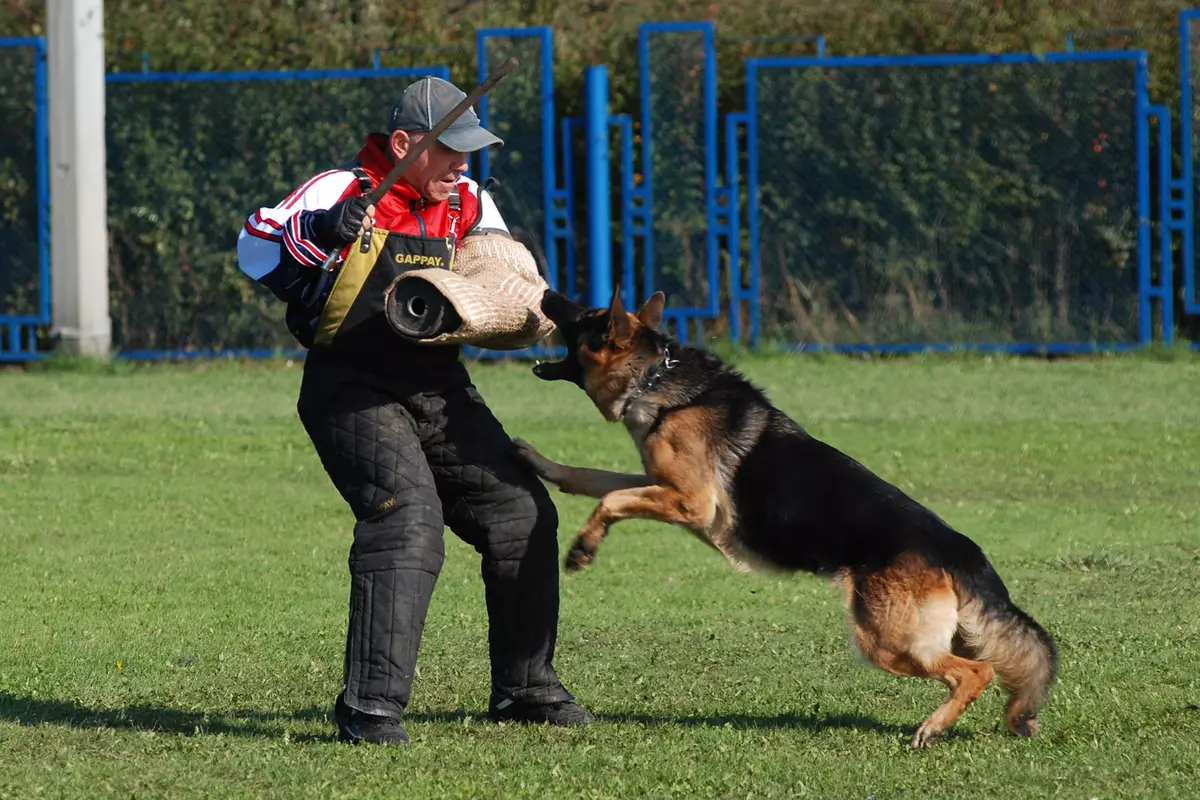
top-left (0, 37), bottom-right (49, 362)
top-left (1180, 11), bottom-right (1200, 316)
top-left (476, 27), bottom-right (563, 290)
top-left (9, 20), bottom-right (1200, 362)
top-left (1149, 104), bottom-right (1178, 345)
top-left (636, 22), bottom-right (720, 342)
top-left (745, 51), bottom-right (1157, 353)
top-left (465, 27), bottom-right (565, 362)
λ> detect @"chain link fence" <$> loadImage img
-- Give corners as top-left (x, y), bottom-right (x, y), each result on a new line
top-left (750, 57), bottom-right (1142, 347)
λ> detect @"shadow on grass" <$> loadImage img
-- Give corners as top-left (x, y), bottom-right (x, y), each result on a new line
top-left (0, 692), bottom-right (334, 741)
top-left (404, 709), bottom-right (918, 739)
top-left (595, 710), bottom-right (912, 737)
top-left (0, 694), bottom-right (929, 742)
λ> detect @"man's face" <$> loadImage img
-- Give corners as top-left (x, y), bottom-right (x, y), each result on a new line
top-left (389, 130), bottom-right (470, 203)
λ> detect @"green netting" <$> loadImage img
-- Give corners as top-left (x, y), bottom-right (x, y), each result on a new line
top-left (754, 61), bottom-right (1140, 345)
top-left (646, 30), bottom-right (710, 311)
top-left (105, 73), bottom-right (437, 351)
top-left (479, 36), bottom-right (547, 266)
top-left (0, 45), bottom-right (41, 319)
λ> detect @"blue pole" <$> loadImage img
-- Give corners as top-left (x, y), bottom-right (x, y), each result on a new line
top-left (585, 65), bottom-right (613, 309)
top-left (476, 30), bottom-right (491, 184)
top-left (35, 37), bottom-right (50, 325)
top-left (1135, 54), bottom-right (1151, 346)
top-left (702, 22), bottom-right (720, 318)
top-left (1182, 12), bottom-right (1199, 314)
top-left (539, 28), bottom-right (557, 295)
top-left (1149, 105), bottom-right (1175, 345)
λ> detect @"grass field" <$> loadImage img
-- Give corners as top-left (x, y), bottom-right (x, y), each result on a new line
top-left (1, 351), bottom-right (1198, 798)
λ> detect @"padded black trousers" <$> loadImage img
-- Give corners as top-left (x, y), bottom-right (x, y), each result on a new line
top-left (297, 351), bottom-right (570, 719)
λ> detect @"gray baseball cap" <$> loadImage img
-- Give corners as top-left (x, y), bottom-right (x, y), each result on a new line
top-left (387, 75), bottom-right (504, 153)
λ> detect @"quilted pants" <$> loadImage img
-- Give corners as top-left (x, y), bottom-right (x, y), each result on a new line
top-left (296, 351), bottom-right (572, 719)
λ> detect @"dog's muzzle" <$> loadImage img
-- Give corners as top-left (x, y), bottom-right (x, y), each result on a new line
top-left (532, 359), bottom-right (575, 381)
top-left (530, 290), bottom-right (585, 383)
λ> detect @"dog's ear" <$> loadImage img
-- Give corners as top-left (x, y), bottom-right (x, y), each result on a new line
top-left (607, 284), bottom-right (632, 342)
top-left (635, 292), bottom-right (666, 330)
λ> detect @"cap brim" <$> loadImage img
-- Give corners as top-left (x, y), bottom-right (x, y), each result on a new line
top-left (438, 124), bottom-right (504, 153)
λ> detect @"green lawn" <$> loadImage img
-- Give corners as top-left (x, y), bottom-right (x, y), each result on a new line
top-left (1, 352), bottom-right (1198, 798)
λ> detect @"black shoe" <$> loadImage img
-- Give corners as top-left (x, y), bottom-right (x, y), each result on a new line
top-left (335, 692), bottom-right (410, 745)
top-left (489, 695), bottom-right (595, 726)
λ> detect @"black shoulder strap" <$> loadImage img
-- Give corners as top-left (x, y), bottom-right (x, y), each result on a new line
top-left (334, 156), bottom-right (374, 197)
top-left (350, 166), bottom-right (374, 196)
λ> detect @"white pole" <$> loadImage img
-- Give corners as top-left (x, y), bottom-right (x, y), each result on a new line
top-left (47, 0), bottom-right (110, 357)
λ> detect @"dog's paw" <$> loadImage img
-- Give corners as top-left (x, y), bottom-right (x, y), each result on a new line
top-left (564, 537), bottom-right (597, 572)
top-left (1007, 715), bottom-right (1039, 738)
top-left (512, 438), bottom-right (551, 474)
top-left (910, 721), bottom-right (943, 749)
top-left (511, 437), bottom-right (539, 462)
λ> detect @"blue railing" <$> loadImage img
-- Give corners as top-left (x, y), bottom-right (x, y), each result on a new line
top-left (744, 51), bottom-right (1156, 352)
top-left (636, 22), bottom-right (721, 343)
top-left (0, 36), bottom-right (50, 362)
top-left (7, 20), bottom-right (1200, 362)
top-left (1179, 11), bottom-right (1200, 316)
top-left (476, 27), bottom-right (560, 290)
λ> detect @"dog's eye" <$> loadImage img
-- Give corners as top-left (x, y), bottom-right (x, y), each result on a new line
top-left (585, 332), bottom-right (608, 352)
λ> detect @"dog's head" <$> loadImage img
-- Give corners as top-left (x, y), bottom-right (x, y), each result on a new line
top-left (534, 287), bottom-right (667, 421)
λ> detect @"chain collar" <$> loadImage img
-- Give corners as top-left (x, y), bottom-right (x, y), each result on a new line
top-left (619, 346), bottom-right (677, 419)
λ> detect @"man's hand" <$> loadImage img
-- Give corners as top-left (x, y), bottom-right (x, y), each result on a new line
top-left (311, 196), bottom-right (376, 251)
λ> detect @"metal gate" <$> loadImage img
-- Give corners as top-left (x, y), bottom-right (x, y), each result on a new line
top-left (744, 51), bottom-right (1161, 352)
top-left (1179, 11), bottom-right (1200, 318)
top-left (635, 22), bottom-right (721, 342)
top-left (0, 37), bottom-right (49, 362)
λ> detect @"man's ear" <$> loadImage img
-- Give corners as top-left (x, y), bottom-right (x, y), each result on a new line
top-left (636, 291), bottom-right (666, 330)
top-left (607, 284), bottom-right (632, 342)
top-left (389, 129), bottom-right (412, 161)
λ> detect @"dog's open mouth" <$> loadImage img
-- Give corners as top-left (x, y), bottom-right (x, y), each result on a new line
top-left (533, 291), bottom-right (587, 382)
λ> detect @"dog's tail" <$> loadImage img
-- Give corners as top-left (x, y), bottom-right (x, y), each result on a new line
top-left (954, 565), bottom-right (1058, 737)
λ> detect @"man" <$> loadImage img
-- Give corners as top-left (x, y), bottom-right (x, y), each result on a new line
top-left (236, 75), bottom-right (591, 745)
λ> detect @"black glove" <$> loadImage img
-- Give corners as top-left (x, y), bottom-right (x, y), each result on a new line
top-left (310, 195), bottom-right (373, 251)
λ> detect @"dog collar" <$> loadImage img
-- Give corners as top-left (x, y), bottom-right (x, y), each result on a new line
top-left (619, 346), bottom-right (677, 419)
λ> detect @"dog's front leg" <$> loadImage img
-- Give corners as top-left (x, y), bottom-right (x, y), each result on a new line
top-left (513, 437), bottom-right (652, 497)
top-left (566, 484), bottom-right (716, 571)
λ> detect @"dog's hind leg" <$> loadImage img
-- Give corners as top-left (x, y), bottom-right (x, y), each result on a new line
top-left (512, 438), bottom-right (653, 497)
top-left (908, 653), bottom-right (995, 748)
top-left (842, 561), bottom-right (996, 748)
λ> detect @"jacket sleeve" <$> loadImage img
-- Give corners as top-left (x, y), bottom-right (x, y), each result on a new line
top-left (235, 170), bottom-right (358, 300)
top-left (473, 189), bottom-right (510, 236)
top-left (457, 177), bottom-right (510, 239)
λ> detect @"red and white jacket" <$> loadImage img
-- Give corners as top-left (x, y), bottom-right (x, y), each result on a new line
top-left (236, 133), bottom-right (509, 282)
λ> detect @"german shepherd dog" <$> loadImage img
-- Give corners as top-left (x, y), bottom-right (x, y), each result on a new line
top-left (513, 289), bottom-right (1058, 748)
